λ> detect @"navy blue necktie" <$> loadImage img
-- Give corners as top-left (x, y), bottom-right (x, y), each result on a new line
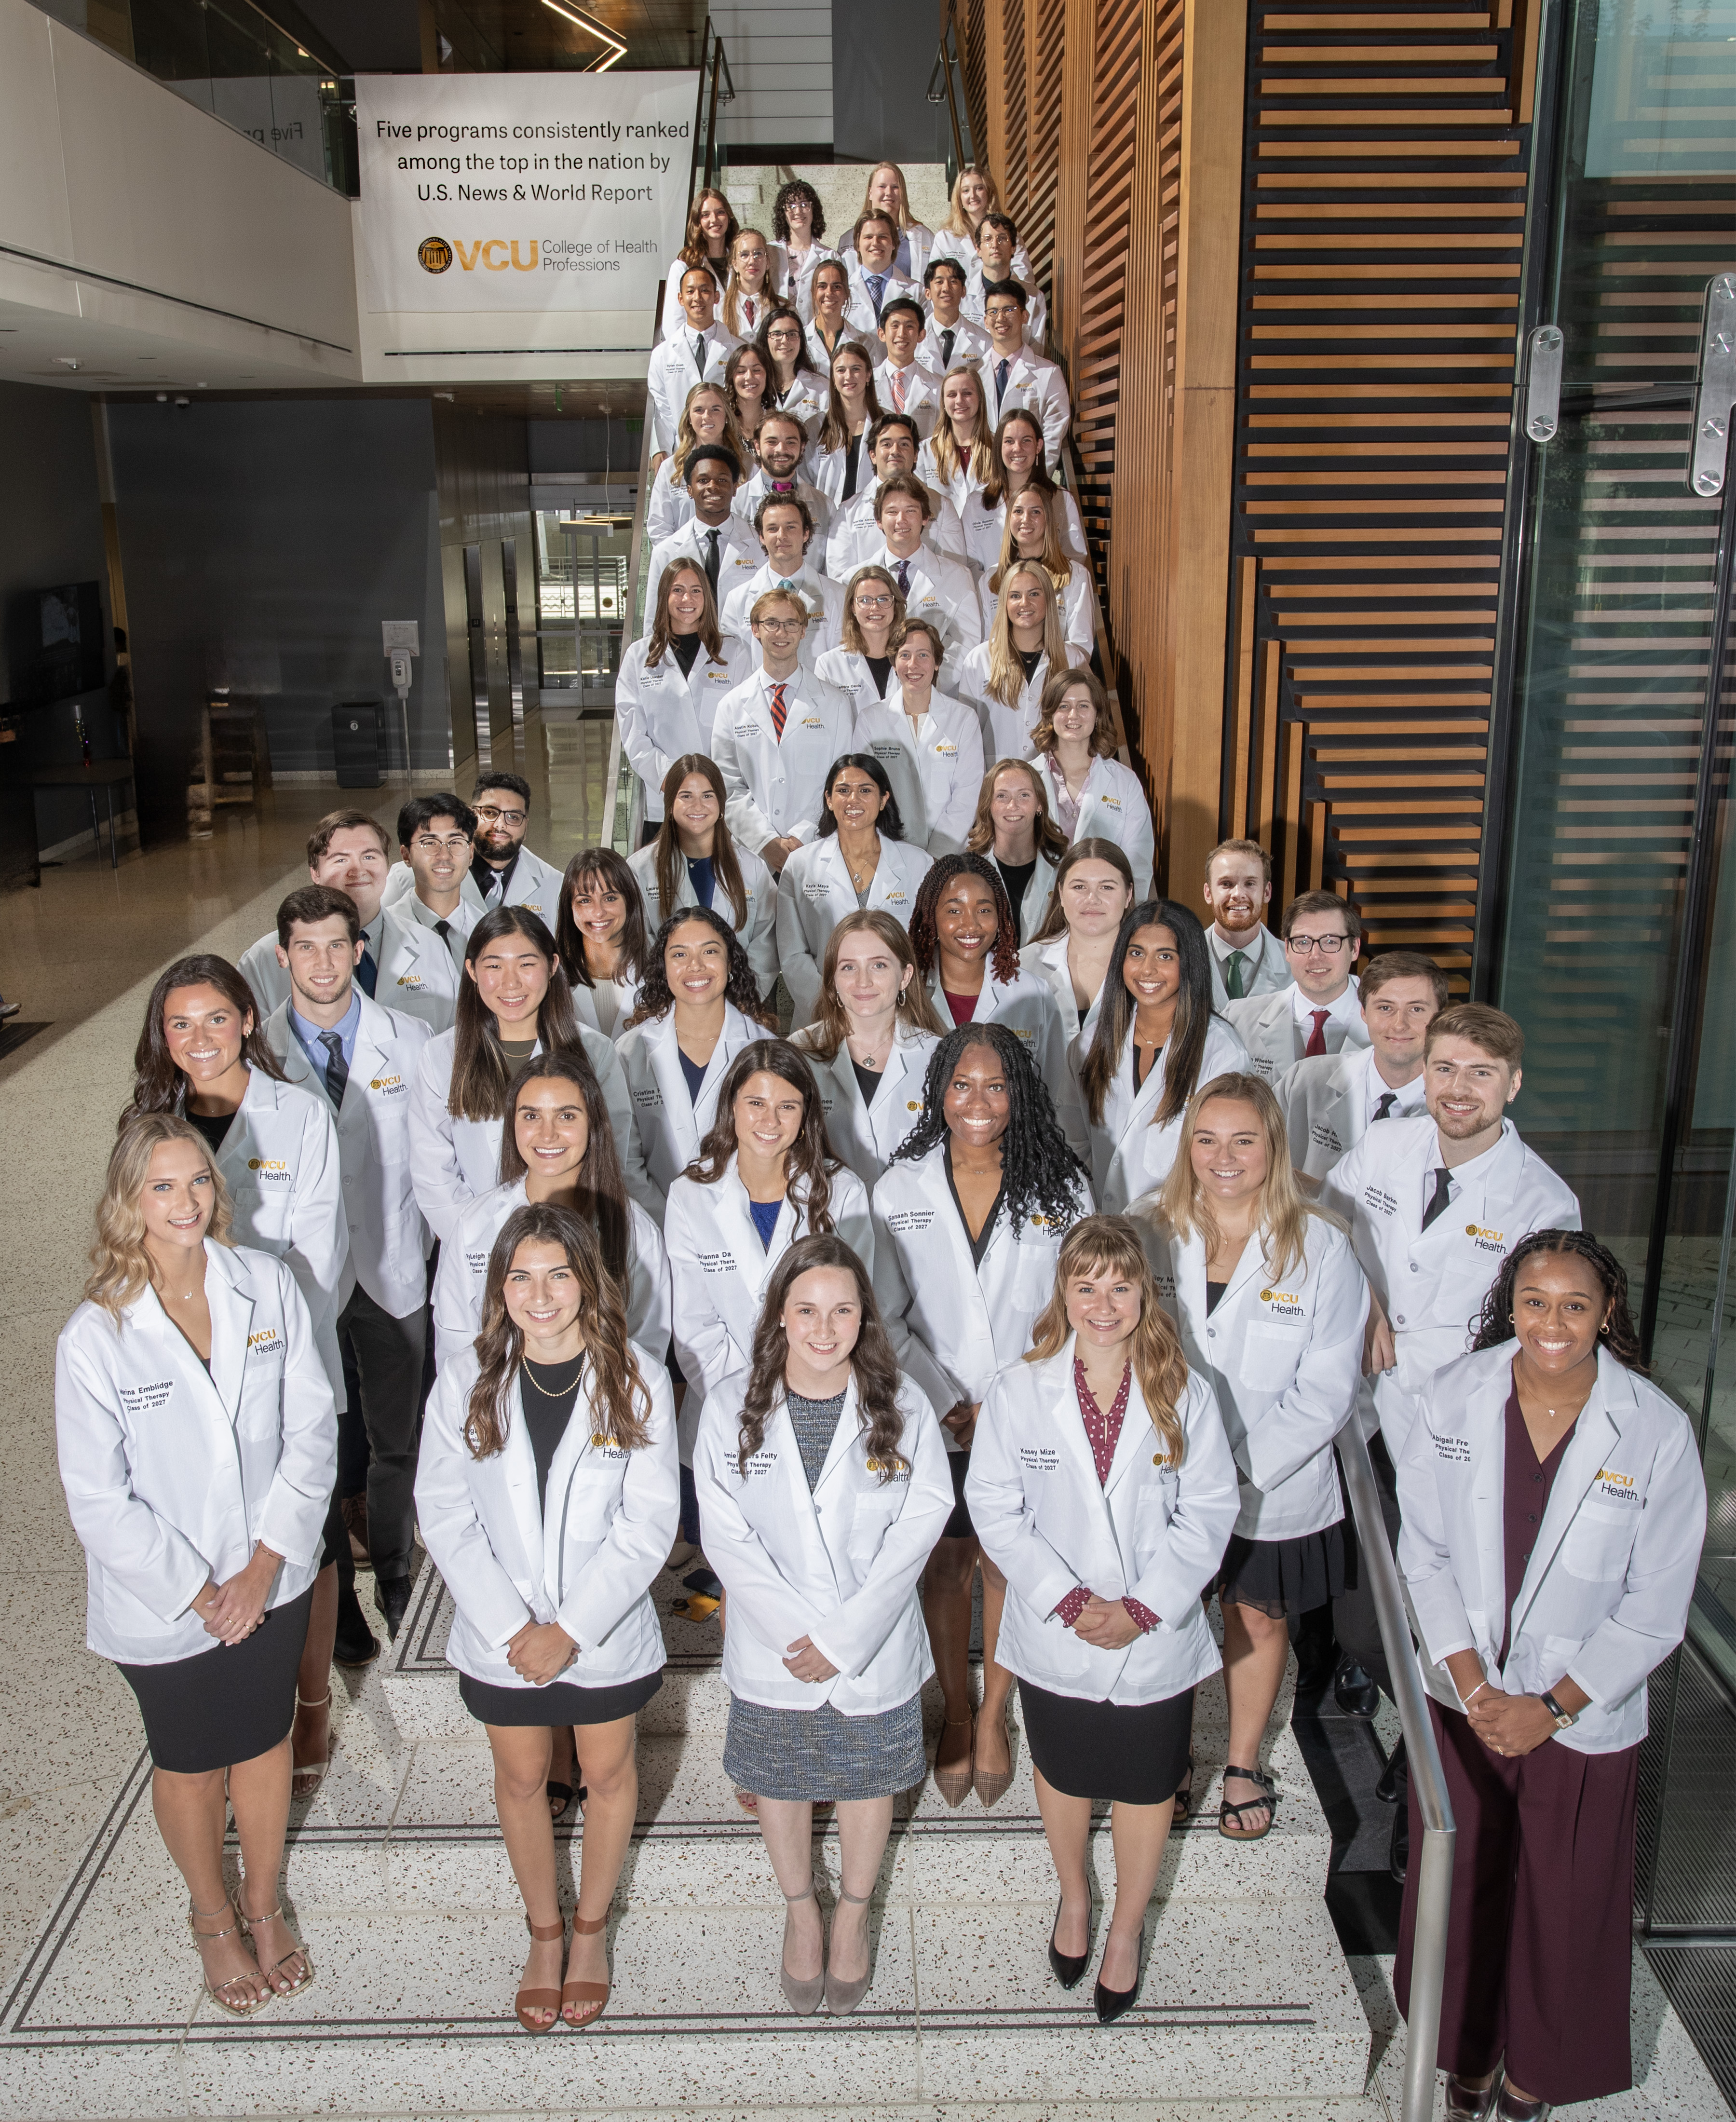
top-left (867, 273), bottom-right (886, 319)
top-left (318, 1032), bottom-right (348, 1111)
top-left (995, 356), bottom-right (1010, 408)
top-left (357, 944), bottom-right (378, 998)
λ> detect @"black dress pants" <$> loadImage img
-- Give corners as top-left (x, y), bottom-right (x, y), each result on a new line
top-left (339, 1281), bottom-right (428, 1580)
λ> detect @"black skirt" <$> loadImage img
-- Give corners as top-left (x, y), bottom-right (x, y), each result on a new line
top-left (1218, 1522), bottom-right (1347, 1620)
top-left (119, 1584), bottom-right (314, 1774)
top-left (940, 1449), bottom-right (974, 1540)
top-left (1019, 1677), bottom-right (1194, 1806)
top-left (461, 1667), bottom-right (663, 1728)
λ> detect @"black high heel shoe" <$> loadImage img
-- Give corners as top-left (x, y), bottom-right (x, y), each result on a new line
top-left (1093, 1923), bottom-right (1145, 2025)
top-left (1046, 1895), bottom-right (1091, 1989)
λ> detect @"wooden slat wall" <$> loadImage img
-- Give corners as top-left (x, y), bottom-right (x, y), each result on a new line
top-left (1221, 0), bottom-right (1531, 986)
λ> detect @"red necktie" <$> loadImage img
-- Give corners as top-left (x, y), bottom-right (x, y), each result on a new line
top-left (769, 682), bottom-right (787, 739)
top-left (1306, 1008), bottom-right (1330, 1057)
top-left (890, 365), bottom-right (907, 411)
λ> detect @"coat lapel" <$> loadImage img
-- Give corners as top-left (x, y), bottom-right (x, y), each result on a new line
top-left (811, 1374), bottom-right (865, 1494)
top-left (1508, 1362), bottom-right (1623, 1637)
top-left (204, 1244), bottom-right (254, 1425)
top-left (1102, 1365), bottom-right (1159, 1496)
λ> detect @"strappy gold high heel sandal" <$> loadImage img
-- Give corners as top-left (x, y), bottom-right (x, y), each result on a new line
top-left (238, 1893), bottom-right (315, 1998)
top-left (187, 1896), bottom-right (269, 2017)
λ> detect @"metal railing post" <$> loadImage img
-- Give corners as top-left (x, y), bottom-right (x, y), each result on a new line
top-left (1336, 1416), bottom-right (1456, 2122)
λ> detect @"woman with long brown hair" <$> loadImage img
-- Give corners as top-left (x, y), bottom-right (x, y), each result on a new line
top-left (812, 340), bottom-right (884, 507)
top-left (813, 564), bottom-right (906, 714)
top-left (791, 910), bottom-right (947, 1189)
top-left (724, 338), bottom-right (771, 453)
top-left (966, 1214), bottom-right (1239, 2020)
top-left (1071, 899), bottom-right (1248, 1212)
top-left (1142, 1075), bottom-right (1367, 1841)
top-left (804, 255), bottom-right (863, 373)
top-left (554, 846), bottom-right (651, 1040)
top-left (416, 1204), bottom-right (678, 2033)
top-left (757, 303), bottom-right (828, 431)
top-left (918, 366), bottom-right (995, 514)
top-left (57, 1115), bottom-right (335, 2016)
top-left (660, 184), bottom-right (737, 337)
top-left (961, 408), bottom-right (1087, 575)
top-left (692, 1234), bottom-right (952, 2015)
top-left (627, 754), bottom-right (778, 995)
top-left (1022, 838), bottom-right (1137, 1044)
top-left (407, 906), bottom-right (656, 1239)
top-left (645, 380), bottom-right (746, 543)
top-left (849, 617), bottom-right (985, 858)
top-left (1031, 668), bottom-right (1155, 898)
top-left (617, 560), bottom-right (749, 828)
top-left (955, 558), bottom-right (1079, 764)
top-left (964, 757), bottom-right (1070, 945)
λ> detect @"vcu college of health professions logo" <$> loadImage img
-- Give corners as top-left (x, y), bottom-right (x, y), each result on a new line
top-left (418, 236), bottom-right (453, 273)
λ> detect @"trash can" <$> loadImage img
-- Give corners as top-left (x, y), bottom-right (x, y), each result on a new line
top-left (333, 699), bottom-right (384, 789)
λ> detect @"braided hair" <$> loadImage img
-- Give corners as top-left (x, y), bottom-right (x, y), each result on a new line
top-left (892, 1021), bottom-right (1088, 1230)
top-left (907, 852), bottom-right (1023, 989)
top-left (1470, 1229), bottom-right (1644, 1370)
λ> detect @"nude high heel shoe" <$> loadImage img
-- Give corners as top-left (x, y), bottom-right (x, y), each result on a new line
top-left (779, 1877), bottom-right (825, 2014)
top-left (823, 1885), bottom-right (874, 2016)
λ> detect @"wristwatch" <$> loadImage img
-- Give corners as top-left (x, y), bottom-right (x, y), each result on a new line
top-left (1540, 1689), bottom-right (1577, 1729)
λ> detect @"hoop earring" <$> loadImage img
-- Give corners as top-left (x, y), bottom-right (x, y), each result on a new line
top-left (1599, 1322), bottom-right (1609, 1336)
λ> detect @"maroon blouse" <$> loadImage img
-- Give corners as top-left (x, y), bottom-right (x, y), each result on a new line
top-left (1497, 1384), bottom-right (1576, 1668)
top-left (1053, 1358), bottom-right (1160, 1635)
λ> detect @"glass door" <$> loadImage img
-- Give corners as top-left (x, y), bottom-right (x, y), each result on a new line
top-left (533, 512), bottom-right (632, 709)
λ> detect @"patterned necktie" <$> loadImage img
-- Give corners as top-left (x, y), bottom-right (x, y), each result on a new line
top-left (867, 272), bottom-right (886, 318)
top-left (318, 1031), bottom-right (348, 1111)
top-left (1224, 950), bottom-right (1247, 1000)
top-left (703, 527), bottom-right (720, 596)
top-left (1421, 1165), bottom-right (1452, 1229)
top-left (895, 558), bottom-right (911, 597)
top-left (1373, 1090), bottom-right (1398, 1121)
top-left (357, 944), bottom-right (378, 999)
top-left (995, 355), bottom-right (1010, 408)
top-left (1306, 1008), bottom-right (1330, 1057)
top-left (940, 327), bottom-right (955, 368)
top-left (692, 331), bottom-right (705, 373)
top-left (769, 681), bottom-right (788, 739)
top-left (890, 365), bottom-right (907, 411)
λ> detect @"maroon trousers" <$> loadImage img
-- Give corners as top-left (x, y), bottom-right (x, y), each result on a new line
top-left (1395, 1697), bottom-right (1639, 2106)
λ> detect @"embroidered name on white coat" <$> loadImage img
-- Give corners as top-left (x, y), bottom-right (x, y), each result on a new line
top-left (1429, 1429), bottom-right (1472, 1464)
top-left (1360, 1184), bottom-right (1399, 1217)
top-left (119, 1380), bottom-right (176, 1414)
top-left (1018, 1444), bottom-right (1060, 1471)
top-left (884, 1207), bottom-right (936, 1234)
top-left (694, 1249), bottom-right (738, 1275)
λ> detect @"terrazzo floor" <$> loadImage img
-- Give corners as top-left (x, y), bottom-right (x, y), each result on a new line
top-left (0, 792), bottom-right (1727, 2120)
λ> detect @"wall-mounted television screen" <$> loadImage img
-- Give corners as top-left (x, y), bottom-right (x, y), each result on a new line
top-left (6, 580), bottom-right (105, 708)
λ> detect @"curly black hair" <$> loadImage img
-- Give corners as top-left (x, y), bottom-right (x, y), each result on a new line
top-left (1469, 1228), bottom-right (1644, 1370)
top-left (625, 904), bottom-right (774, 1030)
top-left (907, 852), bottom-right (1022, 989)
top-left (893, 1020), bottom-right (1088, 1230)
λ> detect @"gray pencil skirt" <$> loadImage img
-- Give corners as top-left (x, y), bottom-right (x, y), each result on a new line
top-left (723, 1690), bottom-right (927, 1802)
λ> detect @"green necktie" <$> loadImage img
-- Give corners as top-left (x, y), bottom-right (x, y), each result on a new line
top-left (1225, 950), bottom-right (1248, 1000)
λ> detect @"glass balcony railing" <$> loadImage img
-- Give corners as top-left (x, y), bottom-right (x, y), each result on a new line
top-left (29, 0), bottom-right (358, 194)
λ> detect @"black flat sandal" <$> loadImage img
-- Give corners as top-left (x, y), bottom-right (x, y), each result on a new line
top-left (1218, 1763), bottom-right (1277, 1841)
top-left (1172, 1754), bottom-right (1195, 1822)
top-left (547, 1782), bottom-right (586, 1822)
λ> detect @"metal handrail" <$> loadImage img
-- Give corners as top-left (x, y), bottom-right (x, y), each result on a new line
top-left (603, 288), bottom-right (665, 854)
top-left (1337, 1416), bottom-right (1455, 2122)
top-left (926, 0), bottom-right (970, 174)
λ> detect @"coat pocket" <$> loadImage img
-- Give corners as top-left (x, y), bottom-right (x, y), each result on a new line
top-left (1560, 1500), bottom-right (1640, 1584)
top-left (1237, 1322), bottom-right (1307, 1394)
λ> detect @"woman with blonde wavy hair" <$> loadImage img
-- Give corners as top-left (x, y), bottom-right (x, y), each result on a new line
top-left (918, 367), bottom-right (995, 513)
top-left (955, 558), bottom-right (1077, 763)
top-left (990, 487), bottom-right (1096, 663)
top-left (415, 1202), bottom-right (678, 2033)
top-left (646, 381), bottom-right (747, 543)
top-left (1140, 1073), bottom-right (1368, 1846)
top-left (966, 1212), bottom-right (1240, 2020)
top-left (56, 1113), bottom-right (335, 2018)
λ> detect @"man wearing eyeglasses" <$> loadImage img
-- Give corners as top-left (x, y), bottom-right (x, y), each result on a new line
top-left (973, 279), bottom-right (1070, 471)
top-left (373, 794), bottom-right (480, 1033)
top-left (711, 591), bottom-right (855, 873)
top-left (380, 773), bottom-right (563, 925)
top-left (1224, 888), bottom-right (1371, 1084)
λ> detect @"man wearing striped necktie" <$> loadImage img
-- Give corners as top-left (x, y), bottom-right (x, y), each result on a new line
top-left (711, 590), bottom-right (855, 874)
top-left (873, 299), bottom-right (940, 441)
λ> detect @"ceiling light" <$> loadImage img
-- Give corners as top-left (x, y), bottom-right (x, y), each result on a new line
top-left (52, 355), bottom-right (80, 369)
top-left (540, 0), bottom-right (627, 69)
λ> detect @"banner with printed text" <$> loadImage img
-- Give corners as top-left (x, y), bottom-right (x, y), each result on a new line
top-left (353, 71), bottom-right (694, 342)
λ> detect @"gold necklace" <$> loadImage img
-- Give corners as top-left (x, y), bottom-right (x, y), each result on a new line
top-left (522, 1352), bottom-right (585, 1397)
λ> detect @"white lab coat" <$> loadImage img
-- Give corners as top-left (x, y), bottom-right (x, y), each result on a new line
top-left (791, 1022), bottom-right (941, 1190)
top-left (616, 632), bottom-right (751, 820)
top-left (647, 322), bottom-right (738, 455)
top-left (917, 312), bottom-right (992, 377)
top-left (821, 484), bottom-right (973, 578)
top-left (774, 834), bottom-right (935, 1030)
top-left (870, 1143), bottom-right (1093, 1435)
top-left (849, 546), bottom-right (984, 664)
top-left (1140, 1214), bottom-right (1367, 1540)
top-left (732, 471), bottom-right (834, 543)
top-left (658, 256), bottom-right (727, 336)
top-left (1207, 925), bottom-right (1289, 1010)
top-left (964, 267), bottom-right (1050, 353)
top-left (665, 1156), bottom-right (874, 1456)
top-left (184, 1067), bottom-right (348, 1395)
top-left (1021, 931), bottom-right (1112, 1047)
top-left (1324, 1115), bottom-right (1582, 1461)
top-left (965, 1340), bottom-right (1240, 1703)
top-left (1224, 985), bottom-right (1370, 1085)
top-left (721, 563), bottom-right (844, 665)
top-left (842, 260), bottom-right (921, 338)
top-left (430, 1176), bottom-right (671, 1372)
top-left (812, 646), bottom-right (896, 720)
top-left (408, 1025), bottom-right (658, 1243)
top-left (1274, 1045), bottom-right (1424, 1184)
top-left (569, 972), bottom-right (645, 1044)
top-left (768, 369), bottom-right (831, 436)
top-left (380, 847), bottom-right (564, 928)
top-left (1044, 755), bottom-right (1155, 900)
top-left (804, 320), bottom-right (873, 374)
top-left (238, 912), bottom-right (384, 1021)
top-left (1397, 1343), bottom-right (1706, 1755)
top-left (264, 998), bottom-right (432, 1322)
top-left (638, 517), bottom-right (765, 641)
top-left (646, 457), bottom-right (696, 544)
top-left (374, 901), bottom-right (475, 1034)
top-left (871, 358), bottom-right (943, 439)
top-left (961, 487), bottom-right (1088, 574)
top-left (925, 962), bottom-right (1079, 1143)
top-left (1004, 849), bottom-right (1062, 944)
top-left (851, 691), bottom-right (985, 857)
top-left (1071, 1014), bottom-right (1252, 1213)
top-left (693, 1367), bottom-right (953, 1713)
top-left (626, 836), bottom-right (779, 995)
top-left (711, 667), bottom-right (858, 855)
top-left (55, 1242), bottom-right (336, 1665)
top-left (774, 242), bottom-right (838, 323)
top-left (916, 438), bottom-right (987, 518)
top-left (415, 1341), bottom-right (678, 1690)
top-left (954, 643), bottom-right (1067, 764)
top-left (613, 1002), bottom-right (761, 1202)
top-left (976, 349), bottom-right (1071, 470)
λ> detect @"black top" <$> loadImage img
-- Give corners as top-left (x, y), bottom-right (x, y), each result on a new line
top-left (1017, 646), bottom-right (1044, 682)
top-left (865, 654), bottom-right (893, 699)
top-left (519, 1355), bottom-right (585, 1512)
top-left (842, 432), bottom-right (864, 502)
top-left (945, 1138), bottom-right (1004, 1270)
top-left (677, 1047), bottom-right (708, 1103)
top-left (850, 1054), bottom-right (883, 1109)
top-left (1132, 1039), bottom-right (1163, 1093)
top-left (1204, 1279), bottom-right (1227, 1317)
top-left (996, 857), bottom-right (1037, 927)
top-left (500, 1036), bottom-right (538, 1071)
top-left (184, 1108), bottom-right (234, 1157)
top-left (671, 631), bottom-right (703, 678)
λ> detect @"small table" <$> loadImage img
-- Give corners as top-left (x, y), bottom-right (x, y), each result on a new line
top-left (28, 760), bottom-right (136, 871)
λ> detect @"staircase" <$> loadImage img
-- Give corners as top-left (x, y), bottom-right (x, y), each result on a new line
top-left (0, 1573), bottom-right (1375, 2118)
